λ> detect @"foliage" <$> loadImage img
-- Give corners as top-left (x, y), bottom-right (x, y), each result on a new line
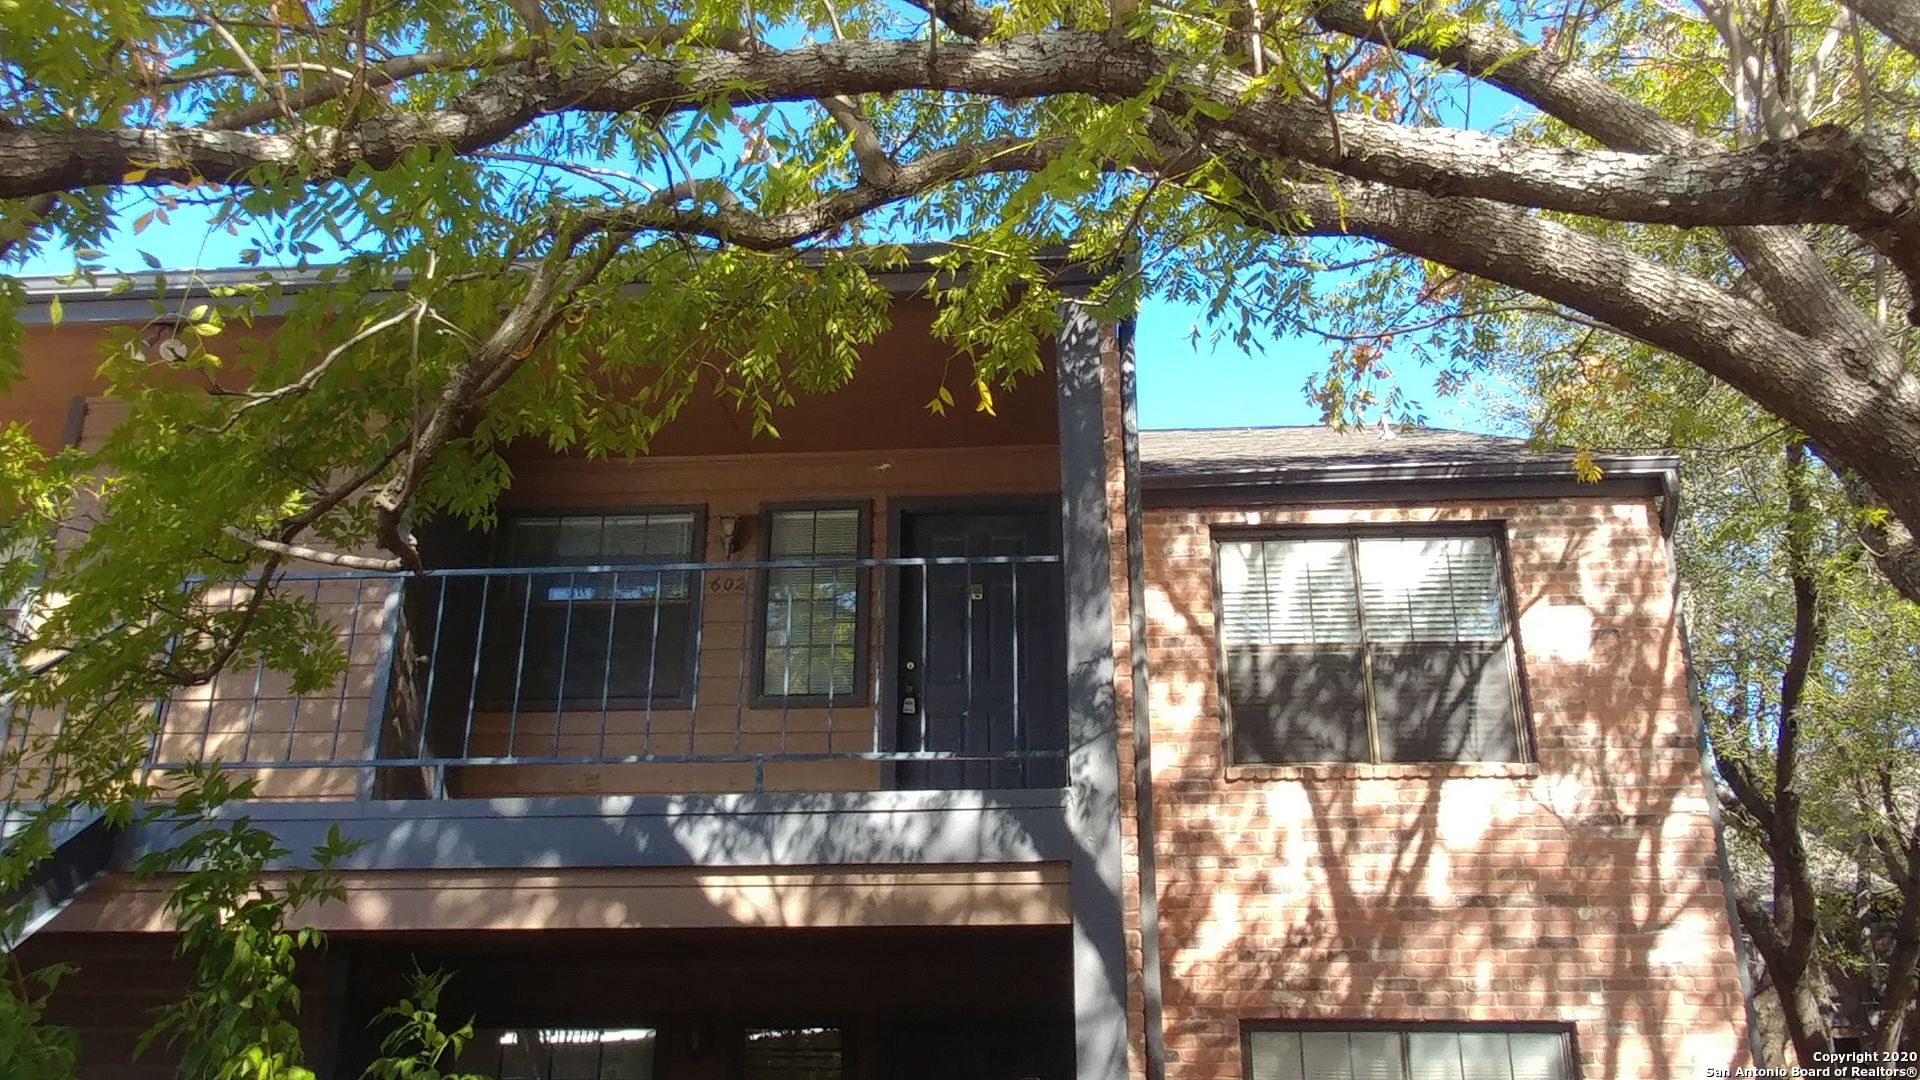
top-left (0, 960), bottom-right (78, 1079)
top-left (131, 768), bottom-right (362, 1080)
top-left (1489, 338), bottom-right (1920, 1057)
top-left (361, 969), bottom-right (489, 1080)
top-left (0, 0), bottom-right (1915, 1068)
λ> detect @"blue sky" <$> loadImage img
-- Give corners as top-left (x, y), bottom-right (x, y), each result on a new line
top-left (1132, 304), bottom-right (1481, 431)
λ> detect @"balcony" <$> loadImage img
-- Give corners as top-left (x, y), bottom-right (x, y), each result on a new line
top-left (143, 553), bottom-right (1068, 802)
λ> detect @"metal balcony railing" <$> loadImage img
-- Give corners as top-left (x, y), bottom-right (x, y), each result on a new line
top-left (133, 554), bottom-right (1067, 799)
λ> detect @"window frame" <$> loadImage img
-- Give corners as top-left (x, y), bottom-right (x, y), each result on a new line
top-left (459, 1024), bottom-right (664, 1079)
top-left (753, 500), bottom-right (873, 708)
top-left (734, 1021), bottom-right (852, 1080)
top-left (1239, 1019), bottom-right (1580, 1080)
top-left (484, 504), bottom-right (708, 712)
top-left (1209, 522), bottom-right (1535, 768)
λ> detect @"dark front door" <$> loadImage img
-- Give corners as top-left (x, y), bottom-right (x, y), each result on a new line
top-left (896, 508), bottom-right (1065, 789)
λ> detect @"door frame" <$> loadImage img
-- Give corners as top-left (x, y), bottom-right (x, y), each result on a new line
top-left (879, 495), bottom-right (1063, 776)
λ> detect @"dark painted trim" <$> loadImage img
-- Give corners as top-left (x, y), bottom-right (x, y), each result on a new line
top-left (753, 500), bottom-right (874, 708)
top-left (1143, 454), bottom-right (1678, 490)
top-left (0, 812), bottom-right (120, 947)
top-left (1142, 470), bottom-right (1675, 510)
top-left (356, 586), bottom-right (405, 800)
top-left (114, 790), bottom-right (1072, 871)
top-left (1054, 299), bottom-right (1131, 1080)
top-left (1116, 323), bottom-right (1168, 1080)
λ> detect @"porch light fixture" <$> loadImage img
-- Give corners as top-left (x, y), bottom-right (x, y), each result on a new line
top-left (719, 514), bottom-right (742, 555)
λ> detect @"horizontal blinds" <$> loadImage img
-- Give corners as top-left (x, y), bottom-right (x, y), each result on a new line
top-left (1356, 536), bottom-right (1505, 643)
top-left (1249, 1030), bottom-right (1570, 1080)
top-left (508, 512), bottom-right (696, 563)
top-left (1217, 539), bottom-right (1360, 645)
top-left (509, 513), bottom-right (698, 603)
top-left (768, 507), bottom-right (861, 559)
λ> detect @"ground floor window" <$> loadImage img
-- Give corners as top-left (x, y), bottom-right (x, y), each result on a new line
top-left (464, 1027), bottom-right (657, 1079)
top-left (1246, 1024), bottom-right (1573, 1080)
top-left (743, 1026), bottom-right (845, 1079)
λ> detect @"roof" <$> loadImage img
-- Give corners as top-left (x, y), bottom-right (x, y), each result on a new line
top-left (1136, 425), bottom-right (1680, 512)
top-left (1139, 425), bottom-right (1563, 476)
top-left (9, 245), bottom-right (1110, 326)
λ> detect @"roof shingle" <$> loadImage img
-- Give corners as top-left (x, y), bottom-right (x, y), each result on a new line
top-left (1138, 425), bottom-right (1553, 478)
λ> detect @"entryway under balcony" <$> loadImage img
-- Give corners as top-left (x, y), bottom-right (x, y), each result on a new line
top-left (325, 925), bottom-right (1075, 1080)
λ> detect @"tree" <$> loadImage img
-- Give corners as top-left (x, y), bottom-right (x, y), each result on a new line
top-left (1488, 334), bottom-right (1920, 1063)
top-left (0, 0), bottom-right (1917, 1069)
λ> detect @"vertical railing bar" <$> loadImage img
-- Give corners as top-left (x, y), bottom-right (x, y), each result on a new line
top-left (646, 568), bottom-right (663, 756)
top-left (917, 559), bottom-right (929, 755)
top-left (964, 557), bottom-right (975, 787)
top-left (283, 576), bottom-right (322, 764)
top-left (145, 578), bottom-right (192, 788)
top-left (354, 585), bottom-right (405, 800)
top-left (870, 564), bottom-right (882, 757)
top-left (461, 576), bottom-right (491, 760)
top-left (504, 571), bottom-right (534, 761)
top-left (824, 564), bottom-right (838, 756)
top-left (779, 590), bottom-right (795, 757)
top-left (552, 571), bottom-right (577, 758)
top-left (1011, 559), bottom-right (1024, 788)
top-left (413, 576), bottom-right (449, 764)
top-left (34, 704), bottom-right (68, 804)
top-left (599, 568), bottom-right (618, 759)
top-left (237, 648), bottom-right (268, 765)
top-left (16, 704), bottom-right (39, 803)
top-left (327, 576), bottom-right (368, 762)
top-left (2, 702), bottom-right (30, 805)
top-left (196, 633), bottom-right (219, 764)
top-left (732, 568), bottom-right (751, 757)
top-left (685, 565), bottom-right (704, 739)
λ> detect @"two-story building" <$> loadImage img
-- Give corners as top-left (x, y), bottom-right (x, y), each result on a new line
top-left (3, 258), bottom-right (1753, 1079)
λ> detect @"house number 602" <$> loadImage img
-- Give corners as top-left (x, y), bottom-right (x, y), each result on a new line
top-left (708, 574), bottom-right (748, 593)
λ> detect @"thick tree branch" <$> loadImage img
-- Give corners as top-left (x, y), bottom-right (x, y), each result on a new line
top-left (219, 526), bottom-right (404, 572)
top-left (1774, 438), bottom-right (1823, 974)
top-left (1309, 0), bottom-right (1912, 332)
top-left (3, 32), bottom-right (1915, 256)
top-left (1719, 751), bottom-right (1778, 830)
top-left (204, 23), bottom-right (748, 132)
top-left (1840, 0), bottom-right (1920, 61)
top-left (589, 135), bottom-right (1063, 247)
top-left (902, 0), bottom-right (1001, 39)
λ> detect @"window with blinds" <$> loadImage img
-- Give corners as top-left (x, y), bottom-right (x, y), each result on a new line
top-left (1247, 1026), bottom-right (1572, 1080)
top-left (458, 1027), bottom-right (658, 1079)
top-left (761, 506), bottom-right (866, 700)
top-left (1216, 531), bottom-right (1523, 764)
top-left (480, 511), bottom-right (700, 706)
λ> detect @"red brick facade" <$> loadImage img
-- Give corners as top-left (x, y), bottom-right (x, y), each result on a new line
top-left (1118, 495), bottom-right (1751, 1079)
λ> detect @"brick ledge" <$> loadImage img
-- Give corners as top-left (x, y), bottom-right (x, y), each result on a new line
top-left (1223, 761), bottom-right (1542, 782)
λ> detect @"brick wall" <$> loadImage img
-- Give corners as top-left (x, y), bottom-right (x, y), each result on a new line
top-left (1125, 497), bottom-right (1750, 1080)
